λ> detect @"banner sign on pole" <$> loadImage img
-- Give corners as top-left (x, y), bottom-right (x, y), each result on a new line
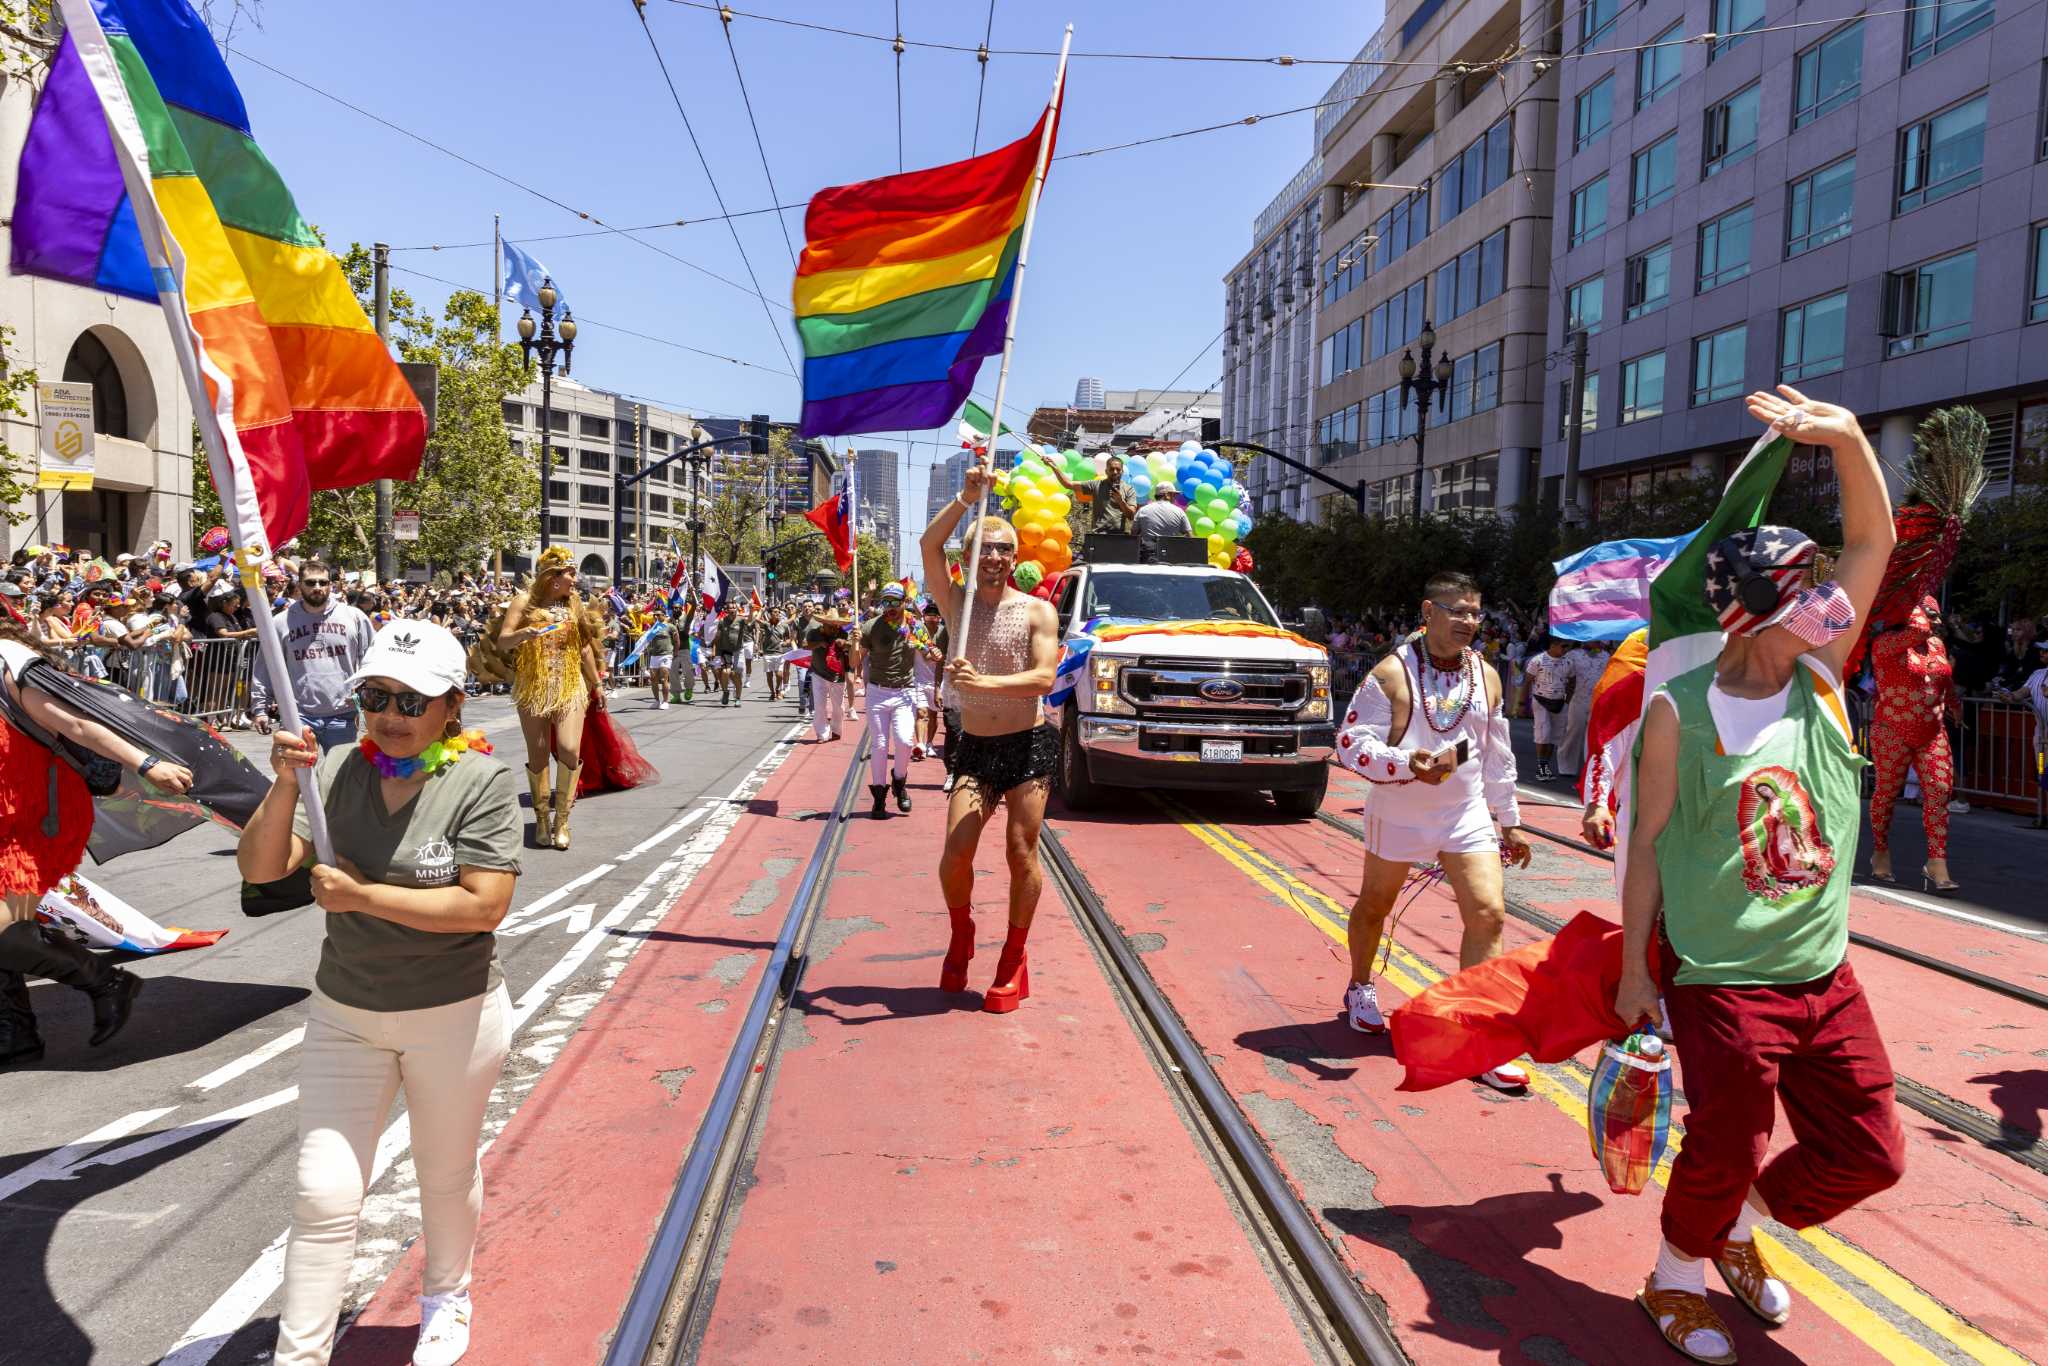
top-left (393, 508), bottom-right (421, 541)
top-left (36, 381), bottom-right (96, 490)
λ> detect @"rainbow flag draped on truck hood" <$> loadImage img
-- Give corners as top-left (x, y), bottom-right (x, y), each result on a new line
top-left (11, 0), bottom-right (424, 550)
top-left (793, 104), bottom-right (1059, 438)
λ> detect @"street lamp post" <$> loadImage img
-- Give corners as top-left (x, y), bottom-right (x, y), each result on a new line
top-left (1396, 320), bottom-right (1454, 520)
top-left (517, 279), bottom-right (576, 553)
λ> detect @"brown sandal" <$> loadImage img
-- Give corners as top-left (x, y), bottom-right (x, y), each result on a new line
top-left (1715, 1240), bottom-right (1791, 1325)
top-left (1637, 1277), bottom-right (1738, 1364)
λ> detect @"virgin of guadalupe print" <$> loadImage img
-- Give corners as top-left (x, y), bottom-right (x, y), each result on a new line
top-left (1735, 763), bottom-right (1835, 898)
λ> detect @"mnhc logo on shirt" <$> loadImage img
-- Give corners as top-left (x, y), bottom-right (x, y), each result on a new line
top-left (412, 837), bottom-right (457, 885)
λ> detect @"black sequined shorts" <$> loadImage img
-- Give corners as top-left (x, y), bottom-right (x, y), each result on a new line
top-left (951, 724), bottom-right (1058, 795)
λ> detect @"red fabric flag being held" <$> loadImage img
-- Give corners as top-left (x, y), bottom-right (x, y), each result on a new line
top-left (805, 483), bottom-right (855, 573)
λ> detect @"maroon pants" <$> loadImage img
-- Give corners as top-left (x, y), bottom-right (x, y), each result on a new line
top-left (1656, 948), bottom-right (1906, 1258)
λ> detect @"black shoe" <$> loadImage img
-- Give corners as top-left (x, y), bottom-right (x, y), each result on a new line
top-left (892, 775), bottom-right (912, 813)
top-left (87, 970), bottom-right (142, 1047)
top-left (0, 970), bottom-right (44, 1067)
top-left (869, 784), bottom-right (889, 818)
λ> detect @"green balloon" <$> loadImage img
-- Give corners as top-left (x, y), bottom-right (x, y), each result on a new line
top-left (1192, 515), bottom-right (1217, 536)
top-left (1220, 485), bottom-right (1242, 508)
top-left (1205, 498), bottom-right (1230, 520)
top-left (1194, 481), bottom-right (1219, 503)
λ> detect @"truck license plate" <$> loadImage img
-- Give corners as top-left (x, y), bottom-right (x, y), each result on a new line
top-left (1200, 739), bottom-right (1243, 764)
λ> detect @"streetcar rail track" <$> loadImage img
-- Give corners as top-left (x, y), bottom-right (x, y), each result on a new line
top-left (1039, 822), bottom-right (1411, 1366)
top-left (604, 736), bottom-right (871, 1366)
top-left (1309, 808), bottom-right (2048, 1178)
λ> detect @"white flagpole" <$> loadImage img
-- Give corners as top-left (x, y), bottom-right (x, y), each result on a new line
top-left (55, 0), bottom-right (337, 865)
top-left (953, 24), bottom-right (1070, 658)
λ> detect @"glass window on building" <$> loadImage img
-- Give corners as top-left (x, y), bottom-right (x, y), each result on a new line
top-left (1787, 158), bottom-right (1855, 256)
top-left (1697, 205), bottom-right (1753, 292)
top-left (650, 429), bottom-right (669, 451)
top-left (548, 410), bottom-right (569, 432)
top-left (546, 514), bottom-right (570, 537)
top-left (579, 448), bottom-right (611, 473)
top-left (578, 484), bottom-right (609, 506)
top-left (1625, 242), bottom-right (1672, 318)
top-left (1794, 22), bottom-right (1863, 127)
top-left (579, 518), bottom-right (608, 540)
top-left (1582, 0), bottom-right (1620, 49)
top-left (1480, 228), bottom-right (1506, 302)
top-left (579, 415), bottom-right (609, 440)
top-left (1435, 454), bottom-right (1499, 510)
top-left (1785, 290), bottom-right (1851, 378)
top-left (2030, 223), bottom-right (2048, 324)
top-left (1631, 133), bottom-right (1678, 215)
top-left (1692, 325), bottom-right (1748, 405)
top-left (547, 479), bottom-right (571, 501)
top-left (1559, 372), bottom-right (1601, 436)
top-left (1473, 342), bottom-right (1501, 414)
top-left (2018, 400), bottom-right (2048, 486)
top-left (1449, 352), bottom-right (1477, 422)
top-left (501, 400), bottom-right (526, 426)
top-left (1702, 85), bottom-right (1761, 176)
top-left (1621, 352), bottom-right (1666, 423)
top-left (1568, 274), bottom-right (1606, 334)
top-left (649, 494), bottom-right (669, 513)
top-left (1884, 250), bottom-right (1977, 356)
top-left (1365, 392), bottom-right (1385, 448)
top-left (1571, 174), bottom-right (1610, 246)
top-left (1575, 75), bottom-right (1615, 151)
top-left (1710, 0), bottom-right (1766, 55)
top-left (1907, 0), bottom-right (1993, 66)
top-left (1897, 95), bottom-right (1988, 214)
top-left (1457, 243), bottom-right (1482, 316)
top-left (1638, 23), bottom-right (1684, 108)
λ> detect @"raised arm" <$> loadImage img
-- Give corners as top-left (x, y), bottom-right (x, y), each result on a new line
top-left (922, 458), bottom-right (994, 623)
top-left (1745, 385), bottom-right (1895, 679)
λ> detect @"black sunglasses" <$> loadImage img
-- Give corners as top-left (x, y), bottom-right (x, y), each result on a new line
top-left (356, 685), bottom-right (434, 717)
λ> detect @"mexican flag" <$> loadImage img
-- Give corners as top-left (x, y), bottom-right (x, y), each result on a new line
top-left (957, 399), bottom-right (1012, 448)
top-left (1611, 430), bottom-right (1794, 886)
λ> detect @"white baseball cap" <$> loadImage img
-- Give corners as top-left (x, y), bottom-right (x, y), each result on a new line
top-left (345, 620), bottom-right (469, 698)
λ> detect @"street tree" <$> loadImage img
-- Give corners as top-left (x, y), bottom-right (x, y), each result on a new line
top-left (0, 326), bottom-right (40, 524)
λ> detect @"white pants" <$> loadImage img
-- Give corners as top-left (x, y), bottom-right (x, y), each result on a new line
top-left (1531, 698), bottom-right (1567, 745)
top-left (867, 684), bottom-right (916, 781)
top-left (812, 674), bottom-right (845, 738)
top-left (275, 983), bottom-right (511, 1364)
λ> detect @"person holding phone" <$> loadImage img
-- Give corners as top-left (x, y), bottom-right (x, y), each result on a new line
top-left (1332, 570), bottom-right (1531, 1089)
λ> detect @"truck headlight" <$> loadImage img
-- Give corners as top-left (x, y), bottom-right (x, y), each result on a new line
top-left (1300, 663), bottom-right (1331, 720)
top-left (1090, 655), bottom-right (1133, 714)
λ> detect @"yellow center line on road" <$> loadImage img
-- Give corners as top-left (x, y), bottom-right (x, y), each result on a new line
top-left (1149, 796), bottom-right (2022, 1366)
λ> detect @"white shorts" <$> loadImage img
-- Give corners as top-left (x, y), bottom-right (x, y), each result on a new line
top-left (646, 653), bottom-right (673, 672)
top-left (1360, 798), bottom-right (1497, 864)
top-left (1531, 698), bottom-right (1567, 744)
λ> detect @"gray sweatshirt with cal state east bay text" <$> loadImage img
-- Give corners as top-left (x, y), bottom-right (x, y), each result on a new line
top-left (249, 599), bottom-right (377, 720)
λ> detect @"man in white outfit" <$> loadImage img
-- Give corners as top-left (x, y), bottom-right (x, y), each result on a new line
top-left (1522, 637), bottom-right (1577, 781)
top-left (1334, 571), bottom-right (1534, 1091)
top-left (850, 582), bottom-right (918, 817)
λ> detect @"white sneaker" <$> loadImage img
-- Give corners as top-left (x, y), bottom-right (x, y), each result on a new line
top-left (1477, 1062), bottom-right (1530, 1092)
top-left (1947, 798), bottom-right (1970, 814)
top-left (413, 1290), bottom-right (471, 1366)
top-left (1343, 981), bottom-right (1386, 1034)
top-left (657, 699), bottom-right (669, 710)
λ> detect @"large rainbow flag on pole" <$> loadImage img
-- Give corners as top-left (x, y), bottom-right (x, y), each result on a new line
top-left (792, 103), bottom-right (1062, 438)
top-left (11, 0), bottom-right (426, 552)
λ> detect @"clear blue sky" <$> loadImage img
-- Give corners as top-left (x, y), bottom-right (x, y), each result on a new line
top-left (225, 0), bottom-right (1382, 562)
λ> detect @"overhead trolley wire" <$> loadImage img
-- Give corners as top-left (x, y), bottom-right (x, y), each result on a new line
top-left (226, 44), bottom-right (796, 316)
top-left (716, 4), bottom-right (803, 273)
top-left (631, 0), bottom-right (802, 383)
top-left (970, 0), bottom-right (996, 154)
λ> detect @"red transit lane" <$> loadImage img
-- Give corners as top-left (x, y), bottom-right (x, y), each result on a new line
top-left (688, 756), bottom-right (1330, 1363)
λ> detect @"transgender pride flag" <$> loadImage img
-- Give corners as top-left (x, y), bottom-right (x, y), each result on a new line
top-left (1547, 533), bottom-right (1695, 642)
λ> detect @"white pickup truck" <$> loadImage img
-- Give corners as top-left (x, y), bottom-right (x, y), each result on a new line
top-left (1041, 562), bottom-right (1336, 817)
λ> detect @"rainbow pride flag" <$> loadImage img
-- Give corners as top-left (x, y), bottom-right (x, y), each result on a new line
top-left (11, 0), bottom-right (425, 551)
top-left (794, 105), bottom-right (1060, 438)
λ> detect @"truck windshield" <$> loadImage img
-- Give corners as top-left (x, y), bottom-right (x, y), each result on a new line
top-left (1080, 571), bottom-right (1280, 628)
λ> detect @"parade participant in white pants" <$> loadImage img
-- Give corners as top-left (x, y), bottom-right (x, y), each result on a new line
top-left (238, 620), bottom-right (520, 1366)
top-left (806, 610), bottom-right (850, 740)
top-left (1334, 570), bottom-right (1533, 1090)
top-left (1523, 636), bottom-right (1576, 781)
top-left (851, 582), bottom-right (919, 817)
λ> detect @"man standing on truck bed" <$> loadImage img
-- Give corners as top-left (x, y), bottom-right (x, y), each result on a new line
top-left (1333, 569), bottom-right (1534, 1090)
top-left (921, 458), bottom-right (1060, 1013)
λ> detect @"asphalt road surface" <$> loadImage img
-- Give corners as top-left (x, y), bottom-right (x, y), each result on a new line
top-left (2, 681), bottom-right (807, 1366)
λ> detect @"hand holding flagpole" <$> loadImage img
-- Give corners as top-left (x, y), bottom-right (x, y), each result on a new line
top-left (954, 24), bottom-right (1071, 657)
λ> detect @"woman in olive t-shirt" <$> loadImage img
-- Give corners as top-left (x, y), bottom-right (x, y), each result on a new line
top-left (239, 620), bottom-right (520, 1366)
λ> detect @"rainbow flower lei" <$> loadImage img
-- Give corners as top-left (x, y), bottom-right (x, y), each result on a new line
top-left (358, 728), bottom-right (492, 779)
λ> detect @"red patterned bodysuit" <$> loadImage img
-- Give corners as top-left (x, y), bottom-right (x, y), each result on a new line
top-left (1867, 599), bottom-right (1957, 859)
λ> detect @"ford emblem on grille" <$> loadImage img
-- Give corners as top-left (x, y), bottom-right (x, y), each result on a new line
top-left (1197, 677), bottom-right (1246, 702)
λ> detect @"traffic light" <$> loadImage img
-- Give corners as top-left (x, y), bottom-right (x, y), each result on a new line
top-left (765, 557), bottom-right (777, 583)
top-left (748, 413), bottom-right (771, 459)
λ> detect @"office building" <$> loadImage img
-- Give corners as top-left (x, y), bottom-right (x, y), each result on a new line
top-left (1544, 0), bottom-right (2048, 511)
top-left (1306, 0), bottom-right (1560, 519)
top-left (853, 447), bottom-right (901, 562)
top-left (1073, 376), bottom-right (1105, 409)
top-left (1224, 156), bottom-right (1324, 519)
top-left (1026, 389), bottom-right (1220, 451)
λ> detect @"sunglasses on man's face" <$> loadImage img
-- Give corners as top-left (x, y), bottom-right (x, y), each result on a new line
top-left (356, 685), bottom-right (434, 717)
top-left (301, 580), bottom-right (330, 590)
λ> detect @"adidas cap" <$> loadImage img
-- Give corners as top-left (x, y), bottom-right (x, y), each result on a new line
top-left (345, 620), bottom-right (469, 698)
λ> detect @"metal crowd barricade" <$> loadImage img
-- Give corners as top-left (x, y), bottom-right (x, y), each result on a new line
top-left (1953, 695), bottom-right (2044, 815)
top-left (180, 636), bottom-right (258, 724)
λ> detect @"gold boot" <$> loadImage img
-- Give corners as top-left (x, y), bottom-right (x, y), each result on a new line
top-left (526, 766), bottom-right (551, 848)
top-left (551, 760), bottom-right (582, 850)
